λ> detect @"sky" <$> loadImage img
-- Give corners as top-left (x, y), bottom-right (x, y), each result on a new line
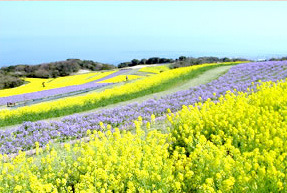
top-left (1, 1), bottom-right (287, 66)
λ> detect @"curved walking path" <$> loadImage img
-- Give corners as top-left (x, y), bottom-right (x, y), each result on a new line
top-left (1, 65), bottom-right (232, 130)
top-left (72, 65), bottom-right (232, 115)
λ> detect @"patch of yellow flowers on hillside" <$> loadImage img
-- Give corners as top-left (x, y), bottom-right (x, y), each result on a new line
top-left (1, 79), bottom-right (287, 192)
top-left (138, 65), bottom-right (170, 74)
top-left (0, 71), bottom-right (117, 97)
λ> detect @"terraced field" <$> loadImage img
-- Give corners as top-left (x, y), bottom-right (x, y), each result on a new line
top-left (0, 62), bottom-right (238, 127)
top-left (1, 61), bottom-right (287, 192)
top-left (0, 69), bottom-right (135, 107)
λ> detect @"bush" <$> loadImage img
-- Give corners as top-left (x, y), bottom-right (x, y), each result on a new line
top-left (0, 73), bottom-right (24, 89)
top-left (34, 69), bottom-right (50, 78)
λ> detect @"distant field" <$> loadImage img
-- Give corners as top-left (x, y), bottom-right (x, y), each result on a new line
top-left (0, 70), bottom-right (116, 97)
top-left (0, 69), bottom-right (147, 106)
top-left (0, 66), bottom-right (170, 105)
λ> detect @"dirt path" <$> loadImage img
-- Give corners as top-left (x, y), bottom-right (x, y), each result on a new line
top-left (1, 65), bottom-right (232, 130)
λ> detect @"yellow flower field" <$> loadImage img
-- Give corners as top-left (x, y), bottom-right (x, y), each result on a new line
top-left (1, 79), bottom-right (287, 192)
top-left (0, 70), bottom-right (117, 97)
top-left (167, 79), bottom-right (287, 192)
top-left (138, 65), bottom-right (170, 74)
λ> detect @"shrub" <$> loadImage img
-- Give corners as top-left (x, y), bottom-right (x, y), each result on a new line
top-left (0, 73), bottom-right (24, 89)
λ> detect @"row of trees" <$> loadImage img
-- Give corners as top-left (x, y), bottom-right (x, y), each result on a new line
top-left (269, 56), bottom-right (287, 61)
top-left (170, 56), bottom-right (249, 68)
top-left (1, 59), bottom-right (115, 79)
top-left (118, 57), bottom-right (175, 68)
top-left (118, 56), bottom-right (250, 69)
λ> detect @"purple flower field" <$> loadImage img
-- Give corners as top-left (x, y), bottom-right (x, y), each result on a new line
top-left (1, 61), bottom-right (287, 154)
top-left (0, 69), bottom-right (130, 105)
top-left (0, 83), bottom-right (111, 106)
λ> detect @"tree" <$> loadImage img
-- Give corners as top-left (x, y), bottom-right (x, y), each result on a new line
top-left (140, 59), bottom-right (147, 65)
top-left (159, 58), bottom-right (174, 63)
top-left (34, 69), bottom-right (50, 78)
top-left (222, 57), bottom-right (231, 62)
top-left (146, 57), bottom-right (160, 64)
top-left (118, 62), bottom-right (131, 68)
top-left (131, 59), bottom-right (140, 66)
top-left (179, 56), bottom-right (187, 61)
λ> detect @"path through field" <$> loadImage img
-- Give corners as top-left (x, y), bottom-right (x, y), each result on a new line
top-left (71, 65), bottom-right (232, 115)
top-left (1, 65), bottom-right (232, 130)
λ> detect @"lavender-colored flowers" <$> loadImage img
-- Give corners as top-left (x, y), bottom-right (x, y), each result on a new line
top-left (1, 61), bottom-right (287, 154)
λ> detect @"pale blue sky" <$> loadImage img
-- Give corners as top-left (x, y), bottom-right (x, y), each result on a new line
top-left (1, 1), bottom-right (287, 66)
